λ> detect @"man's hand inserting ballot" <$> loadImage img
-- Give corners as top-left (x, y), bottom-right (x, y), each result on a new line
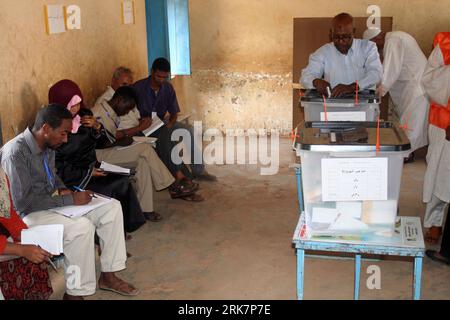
top-left (331, 83), bottom-right (357, 98)
top-left (313, 79), bottom-right (331, 97)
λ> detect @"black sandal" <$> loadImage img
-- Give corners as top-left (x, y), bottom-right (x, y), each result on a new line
top-left (426, 250), bottom-right (450, 265)
top-left (168, 181), bottom-right (196, 199)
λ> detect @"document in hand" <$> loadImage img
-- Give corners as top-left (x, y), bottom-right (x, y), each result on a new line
top-left (52, 196), bottom-right (112, 218)
top-left (142, 113), bottom-right (164, 137)
top-left (100, 161), bottom-right (131, 175)
top-left (132, 136), bottom-right (158, 146)
top-left (21, 224), bottom-right (64, 255)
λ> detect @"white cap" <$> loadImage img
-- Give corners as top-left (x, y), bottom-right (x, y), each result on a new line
top-left (363, 27), bottom-right (381, 40)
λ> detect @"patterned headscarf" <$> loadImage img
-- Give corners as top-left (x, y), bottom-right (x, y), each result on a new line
top-left (0, 168), bottom-right (11, 218)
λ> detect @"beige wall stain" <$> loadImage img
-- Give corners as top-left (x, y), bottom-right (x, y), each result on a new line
top-left (173, 0), bottom-right (450, 133)
top-left (0, 0), bottom-right (149, 142)
top-left (1, 0), bottom-right (449, 140)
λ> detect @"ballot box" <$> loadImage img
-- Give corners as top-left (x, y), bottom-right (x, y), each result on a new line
top-left (301, 89), bottom-right (380, 122)
top-left (294, 121), bottom-right (410, 238)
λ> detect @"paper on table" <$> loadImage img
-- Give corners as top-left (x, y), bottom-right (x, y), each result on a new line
top-left (329, 214), bottom-right (369, 231)
top-left (52, 196), bottom-right (112, 218)
top-left (320, 111), bottom-right (366, 122)
top-left (21, 224), bottom-right (64, 255)
top-left (100, 161), bottom-right (130, 175)
top-left (321, 158), bottom-right (388, 202)
top-left (142, 113), bottom-right (164, 137)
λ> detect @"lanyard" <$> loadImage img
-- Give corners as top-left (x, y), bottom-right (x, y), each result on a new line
top-left (43, 151), bottom-right (56, 189)
top-left (102, 104), bottom-right (120, 129)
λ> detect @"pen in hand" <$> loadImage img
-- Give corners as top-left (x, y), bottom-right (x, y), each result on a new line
top-left (73, 186), bottom-right (97, 198)
top-left (38, 245), bottom-right (58, 273)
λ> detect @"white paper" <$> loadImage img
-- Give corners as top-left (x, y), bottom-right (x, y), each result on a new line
top-left (311, 207), bottom-right (339, 224)
top-left (142, 113), bottom-right (164, 137)
top-left (336, 201), bottom-right (363, 219)
top-left (329, 214), bottom-right (369, 231)
top-left (21, 225), bottom-right (64, 255)
top-left (321, 158), bottom-right (388, 202)
top-left (122, 0), bottom-right (135, 24)
top-left (45, 5), bottom-right (66, 34)
top-left (100, 161), bottom-right (131, 175)
top-left (320, 111), bottom-right (366, 121)
top-left (401, 217), bottom-right (425, 248)
top-left (52, 196), bottom-right (112, 218)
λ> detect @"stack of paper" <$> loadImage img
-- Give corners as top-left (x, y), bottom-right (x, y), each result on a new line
top-left (133, 136), bottom-right (157, 147)
top-left (52, 196), bottom-right (112, 218)
top-left (21, 224), bottom-right (64, 255)
top-left (142, 113), bottom-right (164, 137)
top-left (100, 161), bottom-right (131, 175)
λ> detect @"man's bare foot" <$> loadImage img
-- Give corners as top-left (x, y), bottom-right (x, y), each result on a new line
top-left (63, 293), bottom-right (84, 300)
top-left (98, 272), bottom-right (139, 296)
top-left (425, 226), bottom-right (443, 245)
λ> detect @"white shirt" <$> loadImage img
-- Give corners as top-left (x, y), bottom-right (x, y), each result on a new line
top-left (381, 31), bottom-right (428, 101)
top-left (300, 39), bottom-right (382, 90)
top-left (94, 86), bottom-right (141, 130)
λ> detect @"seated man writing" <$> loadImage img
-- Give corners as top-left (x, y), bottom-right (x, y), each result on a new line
top-left (0, 104), bottom-right (138, 300)
top-left (92, 86), bottom-right (198, 204)
top-left (133, 58), bottom-right (216, 201)
top-left (300, 12), bottom-right (383, 97)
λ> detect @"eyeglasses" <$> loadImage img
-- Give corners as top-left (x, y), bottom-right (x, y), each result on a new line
top-left (332, 34), bottom-right (353, 42)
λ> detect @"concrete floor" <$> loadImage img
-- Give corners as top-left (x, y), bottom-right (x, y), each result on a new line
top-left (50, 138), bottom-right (450, 300)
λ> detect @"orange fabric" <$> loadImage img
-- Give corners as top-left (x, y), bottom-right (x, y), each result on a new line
top-left (434, 32), bottom-right (450, 65)
top-left (429, 32), bottom-right (450, 129)
top-left (0, 178), bottom-right (27, 255)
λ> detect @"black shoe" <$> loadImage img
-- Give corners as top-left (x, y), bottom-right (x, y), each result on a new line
top-left (143, 212), bottom-right (162, 222)
top-left (404, 152), bottom-right (415, 164)
top-left (426, 250), bottom-right (450, 265)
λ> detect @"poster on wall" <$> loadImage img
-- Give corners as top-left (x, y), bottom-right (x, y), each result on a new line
top-left (44, 4), bottom-right (66, 34)
top-left (122, 0), bottom-right (135, 25)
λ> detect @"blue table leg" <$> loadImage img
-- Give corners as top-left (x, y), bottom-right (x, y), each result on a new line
top-left (413, 257), bottom-right (423, 300)
top-left (297, 249), bottom-right (305, 300)
top-left (295, 167), bottom-right (304, 214)
top-left (354, 254), bottom-right (361, 300)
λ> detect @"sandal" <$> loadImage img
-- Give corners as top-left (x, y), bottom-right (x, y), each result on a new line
top-left (180, 193), bottom-right (205, 202)
top-left (425, 226), bottom-right (442, 245)
top-left (98, 276), bottom-right (140, 296)
top-left (169, 181), bottom-right (196, 199)
top-left (426, 250), bottom-right (450, 265)
top-left (181, 178), bottom-right (200, 192)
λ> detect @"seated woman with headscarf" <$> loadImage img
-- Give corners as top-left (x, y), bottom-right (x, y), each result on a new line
top-left (0, 168), bottom-right (53, 300)
top-left (48, 79), bottom-right (146, 235)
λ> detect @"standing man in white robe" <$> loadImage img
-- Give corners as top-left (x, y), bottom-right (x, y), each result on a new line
top-left (363, 29), bottom-right (429, 162)
top-left (420, 32), bottom-right (450, 245)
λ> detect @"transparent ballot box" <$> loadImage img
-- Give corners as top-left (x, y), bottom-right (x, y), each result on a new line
top-left (300, 89), bottom-right (380, 122)
top-left (294, 122), bottom-right (411, 238)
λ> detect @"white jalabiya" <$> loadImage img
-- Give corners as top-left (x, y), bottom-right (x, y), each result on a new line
top-left (422, 43), bottom-right (450, 228)
top-left (380, 31), bottom-right (429, 152)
